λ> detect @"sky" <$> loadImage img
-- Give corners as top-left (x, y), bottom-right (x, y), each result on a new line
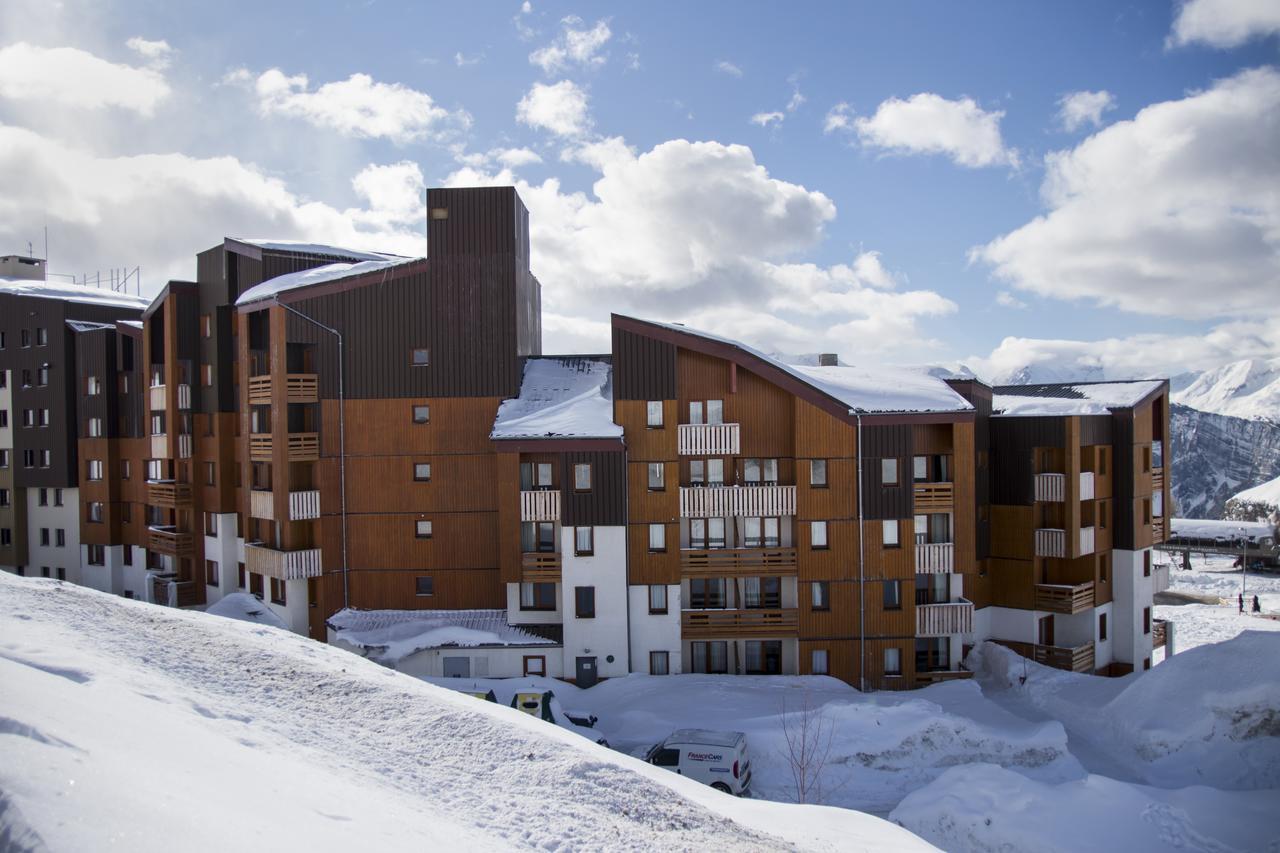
top-left (0, 0), bottom-right (1277, 382)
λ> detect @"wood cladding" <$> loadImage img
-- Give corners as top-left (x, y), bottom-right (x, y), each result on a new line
top-left (627, 462), bottom-right (679, 522)
top-left (320, 398), bottom-right (502, 456)
top-left (612, 326), bottom-right (676, 400)
top-left (559, 451), bottom-right (626, 527)
top-left (628, 523), bottom-right (680, 584)
top-left (316, 454), bottom-right (498, 514)
top-left (615, 400), bottom-right (677, 460)
top-left (677, 349), bottom-right (795, 458)
top-left (319, 510), bottom-right (499, 572)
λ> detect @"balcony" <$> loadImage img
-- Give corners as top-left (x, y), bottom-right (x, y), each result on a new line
top-left (178, 434), bottom-right (192, 460)
top-left (680, 547), bottom-right (797, 577)
top-left (677, 422), bottom-right (740, 456)
top-left (247, 373), bottom-right (319, 406)
top-left (250, 489), bottom-right (321, 522)
top-left (249, 432), bottom-right (320, 462)
top-left (1153, 618), bottom-right (1168, 649)
top-left (1079, 525), bottom-right (1095, 556)
top-left (147, 481), bottom-right (192, 508)
top-left (149, 384), bottom-right (165, 410)
top-left (913, 482), bottom-right (954, 511)
top-left (1079, 472), bottom-right (1095, 501)
top-left (915, 542), bottom-right (954, 574)
top-left (150, 434), bottom-right (167, 459)
top-left (992, 639), bottom-right (1096, 673)
top-left (520, 490), bottom-right (561, 522)
top-left (1153, 440), bottom-right (1164, 470)
top-left (681, 608), bottom-right (798, 638)
top-left (1152, 518), bottom-right (1165, 542)
top-left (244, 543), bottom-right (322, 581)
top-left (1035, 472), bottom-right (1095, 501)
top-left (148, 526), bottom-right (194, 557)
top-left (1035, 528), bottom-right (1066, 558)
top-left (1034, 581), bottom-right (1096, 614)
top-left (916, 598), bottom-right (974, 637)
top-left (521, 551), bottom-right (561, 583)
top-left (680, 485), bottom-right (796, 518)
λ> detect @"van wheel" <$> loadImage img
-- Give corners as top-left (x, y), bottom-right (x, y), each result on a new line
top-left (711, 782), bottom-right (731, 794)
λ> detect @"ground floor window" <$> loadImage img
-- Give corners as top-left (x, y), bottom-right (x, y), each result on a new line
top-left (811, 648), bottom-right (829, 675)
top-left (523, 655), bottom-right (546, 676)
top-left (915, 637), bottom-right (950, 673)
top-left (648, 584), bottom-right (667, 614)
top-left (520, 582), bottom-right (556, 611)
top-left (744, 640), bottom-right (782, 675)
top-left (249, 572), bottom-right (263, 599)
top-left (205, 559), bottom-right (219, 587)
top-left (270, 577), bottom-right (286, 606)
top-left (884, 647), bottom-right (902, 676)
top-left (650, 650), bottom-right (670, 675)
top-left (690, 641), bottom-right (728, 674)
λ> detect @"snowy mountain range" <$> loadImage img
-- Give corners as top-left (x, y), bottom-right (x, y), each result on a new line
top-left (1171, 358), bottom-right (1280, 424)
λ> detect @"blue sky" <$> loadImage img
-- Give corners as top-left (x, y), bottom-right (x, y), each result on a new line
top-left (0, 0), bottom-right (1277, 380)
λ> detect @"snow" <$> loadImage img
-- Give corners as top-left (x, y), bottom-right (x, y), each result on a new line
top-left (1169, 517), bottom-right (1274, 540)
top-left (231, 238), bottom-right (405, 262)
top-left (1154, 552), bottom-right (1280, 657)
top-left (491, 357), bottom-right (623, 440)
top-left (0, 574), bottom-right (930, 852)
top-left (234, 256), bottom-right (422, 306)
top-left (1231, 474), bottom-right (1280, 509)
top-left (1172, 357), bottom-right (1280, 423)
top-left (65, 319), bottom-right (116, 333)
top-left (992, 380), bottom-right (1165, 417)
top-left (205, 592), bottom-right (287, 629)
top-left (0, 277), bottom-right (151, 309)
top-left (328, 608), bottom-right (555, 664)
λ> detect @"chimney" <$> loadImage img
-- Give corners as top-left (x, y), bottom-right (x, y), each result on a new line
top-left (818, 353), bottom-right (839, 367)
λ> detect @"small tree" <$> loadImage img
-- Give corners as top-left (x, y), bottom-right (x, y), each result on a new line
top-left (777, 690), bottom-right (836, 804)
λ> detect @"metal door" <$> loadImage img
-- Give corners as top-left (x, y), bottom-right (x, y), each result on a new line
top-left (443, 657), bottom-right (471, 678)
top-left (575, 656), bottom-right (598, 687)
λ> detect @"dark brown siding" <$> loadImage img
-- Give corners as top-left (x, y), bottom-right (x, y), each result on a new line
top-left (1079, 415), bottom-right (1112, 446)
top-left (859, 424), bottom-right (913, 520)
top-left (560, 451), bottom-right (626, 527)
top-left (989, 416), bottom-right (1066, 506)
top-left (612, 326), bottom-right (676, 400)
top-left (1112, 413), bottom-right (1135, 549)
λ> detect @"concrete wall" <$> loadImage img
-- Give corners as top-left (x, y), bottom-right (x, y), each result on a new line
top-left (628, 584), bottom-right (682, 674)
top-left (25, 487), bottom-right (80, 583)
top-left (1113, 548), bottom-right (1155, 668)
top-left (560, 525), bottom-right (629, 679)
top-left (202, 514), bottom-right (242, 607)
top-left (329, 634), bottom-right (565, 680)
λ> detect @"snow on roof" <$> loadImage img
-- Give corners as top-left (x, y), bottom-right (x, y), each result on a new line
top-left (491, 357), bottom-right (623, 441)
top-left (118, 319), bottom-right (143, 329)
top-left (231, 238), bottom-right (405, 262)
top-left (1230, 475), bottom-right (1280, 509)
top-left (206, 592), bottom-right (288, 630)
top-left (65, 320), bottom-right (116, 333)
top-left (0, 277), bottom-right (151, 310)
top-left (1169, 518), bottom-right (1275, 539)
top-left (992, 380), bottom-right (1164, 417)
top-left (666, 729), bottom-right (746, 748)
top-left (235, 257), bottom-right (422, 306)
top-left (328, 608), bottom-right (556, 664)
top-left (628, 317), bottom-right (972, 415)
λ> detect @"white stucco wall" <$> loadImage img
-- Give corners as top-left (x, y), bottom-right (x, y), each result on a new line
top-left (202, 514), bottom-right (242, 607)
top-left (1112, 548), bottom-right (1155, 668)
top-left (560, 526), bottom-right (629, 679)
top-left (329, 634), bottom-right (565, 680)
top-left (260, 576), bottom-right (311, 634)
top-left (628, 584), bottom-right (682, 674)
top-left (26, 487), bottom-right (80, 584)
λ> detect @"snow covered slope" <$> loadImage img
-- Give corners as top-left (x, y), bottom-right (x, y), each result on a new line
top-left (0, 575), bottom-right (930, 853)
top-left (1170, 403), bottom-right (1280, 518)
top-left (1172, 357), bottom-right (1280, 424)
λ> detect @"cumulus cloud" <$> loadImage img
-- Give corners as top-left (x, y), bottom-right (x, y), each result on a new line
top-left (229, 67), bottom-right (466, 144)
top-left (0, 42), bottom-right (169, 115)
top-left (1168, 0), bottom-right (1280, 47)
top-left (516, 80), bottom-right (591, 136)
top-left (751, 77), bottom-right (805, 128)
top-left (716, 60), bottom-right (743, 77)
top-left (974, 66), bottom-right (1280, 319)
top-left (824, 102), bottom-right (853, 134)
top-left (1057, 90), bottom-right (1115, 131)
top-left (351, 161), bottom-right (426, 226)
top-left (529, 16), bottom-right (611, 74)
top-left (995, 291), bottom-right (1027, 309)
top-left (454, 51), bottom-right (483, 68)
top-left (850, 92), bottom-right (1016, 167)
top-left (126, 36), bottom-right (172, 68)
top-left (750, 111), bottom-right (784, 127)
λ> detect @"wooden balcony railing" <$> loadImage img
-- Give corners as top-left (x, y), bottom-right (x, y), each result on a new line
top-left (520, 490), bottom-right (561, 522)
top-left (249, 432), bottom-right (320, 462)
top-left (916, 598), bottom-right (974, 637)
top-left (682, 608), bottom-right (798, 638)
top-left (151, 576), bottom-right (199, 608)
top-left (147, 481), bottom-right (192, 507)
top-left (1034, 581), bottom-right (1095, 614)
top-left (915, 542), bottom-right (954, 574)
top-left (913, 482), bottom-right (954, 511)
top-left (1152, 519), bottom-right (1165, 542)
top-left (677, 422), bottom-right (740, 456)
top-left (521, 551), bottom-right (562, 582)
top-left (248, 373), bottom-right (319, 406)
top-left (1153, 618), bottom-right (1168, 649)
top-left (992, 639), bottom-right (1096, 673)
top-left (244, 543), bottom-right (322, 581)
top-left (147, 526), bottom-right (194, 557)
top-left (680, 485), bottom-right (796, 518)
top-left (680, 547), bottom-right (797, 576)
top-left (1035, 528), bottom-right (1066, 558)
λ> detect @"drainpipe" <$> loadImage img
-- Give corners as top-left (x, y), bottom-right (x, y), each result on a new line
top-left (856, 410), bottom-right (867, 692)
top-left (274, 298), bottom-right (349, 612)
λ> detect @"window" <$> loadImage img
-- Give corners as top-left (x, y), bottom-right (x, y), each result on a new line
top-left (22, 450), bottom-right (33, 468)
top-left (20, 329), bottom-right (29, 347)
top-left (412, 404), bottom-right (430, 424)
top-left (123, 545), bottom-right (133, 566)
top-left (647, 462), bottom-right (665, 490)
top-left (40, 528), bottom-right (49, 546)
top-left (203, 462), bottom-right (216, 486)
top-left (883, 580), bottom-right (902, 610)
top-left (201, 315), bottom-right (212, 337)
top-left (742, 458), bottom-right (779, 485)
top-left (87, 375), bottom-right (101, 395)
top-left (40, 567), bottom-right (50, 578)
top-left (648, 584), bottom-right (668, 614)
top-left (235, 561), bottom-right (244, 588)
top-left (884, 647), bottom-right (902, 676)
top-left (412, 462), bottom-right (432, 482)
top-left (204, 513), bottom-right (219, 536)
top-left (55, 529), bottom-right (65, 548)
top-left (522, 521), bottom-right (556, 553)
top-left (121, 460), bottom-right (131, 480)
top-left (646, 401), bottom-right (664, 427)
top-left (203, 364), bottom-right (213, 387)
top-left (22, 409), bottom-right (33, 428)
top-left (430, 206), bottom-right (449, 220)
top-left (810, 459), bottom-right (828, 488)
top-left (87, 502), bottom-right (104, 523)
top-left (55, 567), bottom-right (65, 581)
top-left (0, 450), bottom-right (6, 469)
top-left (87, 460), bottom-right (104, 481)
top-left (1153, 491), bottom-right (1163, 518)
top-left (1099, 613), bottom-right (1108, 641)
top-left (637, 523), bottom-right (663, 557)
top-left (811, 520), bottom-right (828, 549)
top-left (707, 458), bottom-right (724, 485)
top-left (811, 649), bottom-right (829, 675)
top-left (520, 462), bottom-right (554, 490)
top-left (881, 458), bottom-right (899, 485)
top-left (38, 409), bottom-right (50, 427)
top-left (411, 348), bottom-right (430, 366)
top-left (121, 504), bottom-right (131, 523)
top-left (1098, 447), bottom-right (1108, 476)
top-left (120, 373), bottom-right (130, 393)
top-left (270, 577), bottom-right (287, 606)
top-left (743, 517), bottom-right (780, 548)
top-left (1142, 446), bottom-right (1151, 473)
top-left (37, 366), bottom-right (48, 387)
top-left (689, 578), bottom-right (726, 609)
top-left (520, 582), bottom-right (557, 611)
top-left (1143, 550), bottom-right (1151, 578)
top-left (1142, 499), bottom-right (1151, 525)
top-left (649, 651), bottom-right (670, 675)
top-left (36, 327), bottom-right (47, 346)
top-left (574, 463), bottom-right (592, 491)
top-left (574, 526), bottom-right (594, 556)
top-left (88, 417), bottom-right (104, 437)
top-left (1100, 553), bottom-right (1110, 583)
top-left (690, 641), bottom-right (728, 674)
top-left (883, 519), bottom-right (900, 548)
top-left (811, 581), bottom-right (830, 611)
top-left (523, 655), bottom-right (546, 677)
top-left (0, 411), bottom-right (6, 428)
top-left (415, 519), bottom-right (433, 538)
top-left (689, 401), bottom-right (703, 424)
top-left (86, 545), bottom-right (105, 566)
top-left (913, 455), bottom-right (928, 481)
top-left (40, 450), bottom-right (50, 468)
top-left (416, 576), bottom-right (434, 596)
top-left (249, 573), bottom-right (264, 599)
top-left (205, 560), bottom-right (219, 587)
top-left (1143, 607), bottom-right (1151, 635)
top-left (38, 488), bottom-right (48, 506)
top-left (741, 576), bottom-right (781, 609)
top-left (575, 586), bottom-right (596, 618)
top-left (21, 369), bottom-right (31, 387)
top-left (0, 529), bottom-right (8, 546)
top-left (690, 459), bottom-right (704, 486)
top-left (0, 489), bottom-right (8, 507)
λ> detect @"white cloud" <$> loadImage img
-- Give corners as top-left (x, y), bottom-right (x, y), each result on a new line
top-left (125, 36), bottom-right (172, 69)
top-left (1168, 0), bottom-right (1280, 47)
top-left (716, 60), bottom-right (743, 78)
top-left (1057, 90), bottom-right (1115, 132)
top-left (823, 102), bottom-right (853, 134)
top-left (454, 51), bottom-right (483, 68)
top-left (232, 68), bottom-right (466, 144)
top-left (851, 92), bottom-right (1016, 168)
top-left (529, 17), bottom-right (611, 74)
top-left (522, 1), bottom-right (532, 11)
top-left (516, 80), bottom-right (591, 137)
top-left (452, 145), bottom-right (543, 171)
top-left (750, 111), bottom-right (784, 127)
top-left (974, 66), bottom-right (1280, 319)
top-left (787, 89), bottom-right (806, 113)
top-left (350, 161), bottom-right (425, 226)
top-left (995, 291), bottom-right (1027, 309)
top-left (0, 42), bottom-right (169, 115)
top-left (513, 2), bottom-right (537, 40)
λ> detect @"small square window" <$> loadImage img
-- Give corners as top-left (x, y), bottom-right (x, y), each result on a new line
top-left (810, 459), bottom-right (828, 488)
top-left (881, 458), bottom-right (899, 486)
top-left (430, 207), bottom-right (449, 220)
top-left (648, 584), bottom-right (668, 614)
top-left (883, 519), bottom-right (900, 548)
top-left (648, 523), bottom-right (666, 552)
top-left (416, 576), bottom-right (434, 596)
top-left (412, 404), bottom-right (430, 423)
top-left (574, 463), bottom-right (592, 491)
top-left (811, 520), bottom-right (828, 550)
top-left (411, 348), bottom-right (430, 366)
top-left (414, 462), bottom-right (432, 481)
top-left (415, 519), bottom-right (433, 538)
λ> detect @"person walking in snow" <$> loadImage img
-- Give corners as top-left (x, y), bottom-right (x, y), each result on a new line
top-left (1253, 595), bottom-right (1261, 614)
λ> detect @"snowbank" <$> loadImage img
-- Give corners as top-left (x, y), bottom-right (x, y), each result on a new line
top-left (205, 592), bottom-right (287, 629)
top-left (0, 575), bottom-right (930, 852)
top-left (1230, 474), bottom-right (1280, 512)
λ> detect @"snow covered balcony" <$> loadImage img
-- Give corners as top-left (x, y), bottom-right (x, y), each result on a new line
top-left (1034, 581), bottom-right (1095, 614)
top-left (244, 543), bottom-right (322, 581)
top-left (1035, 528), bottom-right (1066, 557)
top-left (681, 608), bottom-right (798, 638)
top-left (677, 422), bottom-right (740, 456)
top-left (250, 489), bottom-right (321, 522)
top-left (912, 482), bottom-right (954, 511)
top-left (916, 598), bottom-right (973, 637)
top-left (680, 485), bottom-right (796, 518)
top-left (915, 542), bottom-right (954, 574)
top-left (249, 432), bottom-right (320, 462)
top-left (680, 547), bottom-right (798, 576)
top-left (520, 489), bottom-right (560, 522)
top-left (247, 373), bottom-right (319, 406)
top-left (147, 480), bottom-right (191, 507)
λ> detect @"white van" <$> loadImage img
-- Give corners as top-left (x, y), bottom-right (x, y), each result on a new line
top-left (644, 729), bottom-right (751, 796)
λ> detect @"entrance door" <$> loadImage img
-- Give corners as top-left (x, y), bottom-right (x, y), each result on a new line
top-left (1038, 615), bottom-right (1055, 647)
top-left (575, 656), bottom-right (598, 687)
top-left (763, 641), bottom-right (782, 675)
top-left (443, 657), bottom-right (470, 678)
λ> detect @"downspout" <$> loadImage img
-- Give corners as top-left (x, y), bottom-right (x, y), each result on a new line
top-left (274, 298), bottom-right (349, 612)
top-left (855, 411), bottom-right (867, 692)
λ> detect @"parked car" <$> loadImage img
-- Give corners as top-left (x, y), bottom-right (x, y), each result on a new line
top-left (644, 729), bottom-right (751, 796)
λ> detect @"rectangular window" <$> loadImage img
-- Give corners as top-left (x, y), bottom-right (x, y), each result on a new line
top-left (881, 458), bottom-right (899, 486)
top-left (37, 366), bottom-right (48, 387)
top-left (574, 463), bottom-right (592, 491)
top-left (884, 647), bottom-right (902, 676)
top-left (40, 450), bottom-right (51, 468)
top-left (204, 513), bottom-right (219, 536)
top-left (38, 409), bottom-right (50, 427)
top-left (708, 517), bottom-right (726, 549)
top-left (203, 364), bottom-right (213, 387)
top-left (0, 490), bottom-right (9, 507)
top-left (811, 649), bottom-right (829, 675)
top-left (205, 462), bottom-right (216, 486)
top-left (38, 488), bottom-right (48, 506)
top-left (40, 528), bottom-right (49, 546)
top-left (689, 578), bottom-right (727, 609)
top-left (1153, 491), bottom-right (1163, 518)
top-left (416, 576), bottom-right (434, 596)
top-left (574, 526), bottom-right (594, 556)
top-left (412, 404), bottom-right (430, 423)
top-left (414, 462), bottom-right (432, 481)
top-left (744, 516), bottom-right (762, 548)
top-left (741, 576), bottom-right (781, 609)
top-left (523, 656), bottom-right (546, 677)
top-left (1142, 499), bottom-right (1151, 524)
top-left (810, 459), bottom-right (828, 487)
top-left (36, 327), bottom-right (47, 346)
top-left (20, 329), bottom-right (29, 347)
top-left (87, 375), bottom-right (101, 395)
top-left (411, 348), bottom-right (430, 366)
top-left (647, 462), bottom-right (664, 490)
top-left (86, 545), bottom-right (105, 566)
top-left (646, 401), bottom-right (664, 427)
top-left (1143, 550), bottom-right (1151, 577)
top-left (55, 529), bottom-right (65, 547)
top-left (521, 521), bottom-right (556, 553)
top-left (811, 520), bottom-right (828, 549)
top-left (87, 502), bottom-right (104, 523)
top-left (883, 580), bottom-right (902, 610)
top-left (123, 545), bottom-right (133, 566)
top-left (0, 528), bottom-right (9, 546)
top-left (0, 450), bottom-right (7, 469)
top-left (648, 523), bottom-right (666, 552)
top-left (883, 519), bottom-right (900, 548)
top-left (121, 503), bottom-right (131, 523)
top-left (706, 400), bottom-right (724, 425)
top-left (913, 456), bottom-right (928, 481)
top-left (689, 401), bottom-right (703, 425)
top-left (205, 560), bottom-right (219, 587)
top-left (649, 651), bottom-right (670, 675)
top-left (0, 411), bottom-right (7, 428)
top-left (415, 519), bottom-right (433, 538)
top-left (690, 641), bottom-right (728, 674)
top-left (88, 417), bottom-right (103, 437)
top-left (648, 584), bottom-right (668, 614)
top-left (811, 581), bottom-right (830, 611)
top-left (1143, 607), bottom-right (1151, 635)
top-left (520, 582), bottom-right (557, 611)
top-left (575, 586), bottom-right (595, 618)
top-left (707, 458), bottom-right (724, 485)
top-left (690, 459), bottom-right (705, 486)
top-left (1099, 613), bottom-right (1108, 641)
top-left (270, 577), bottom-right (287, 606)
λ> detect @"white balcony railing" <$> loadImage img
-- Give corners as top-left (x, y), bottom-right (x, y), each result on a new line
top-left (251, 489), bottom-right (321, 522)
top-left (150, 434), bottom-right (167, 459)
top-left (1079, 525), bottom-right (1095, 556)
top-left (520, 489), bottom-right (561, 522)
top-left (1035, 473), bottom-right (1065, 502)
top-left (680, 485), bottom-right (796, 518)
top-left (178, 434), bottom-right (192, 459)
top-left (1035, 528), bottom-right (1066, 558)
top-left (677, 422), bottom-right (741, 456)
top-left (177, 383), bottom-right (191, 410)
top-left (917, 598), bottom-right (973, 637)
top-left (244, 543), bottom-right (322, 581)
top-left (915, 542), bottom-right (954, 573)
top-left (1079, 471), bottom-right (1095, 501)
top-left (149, 385), bottom-right (166, 410)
